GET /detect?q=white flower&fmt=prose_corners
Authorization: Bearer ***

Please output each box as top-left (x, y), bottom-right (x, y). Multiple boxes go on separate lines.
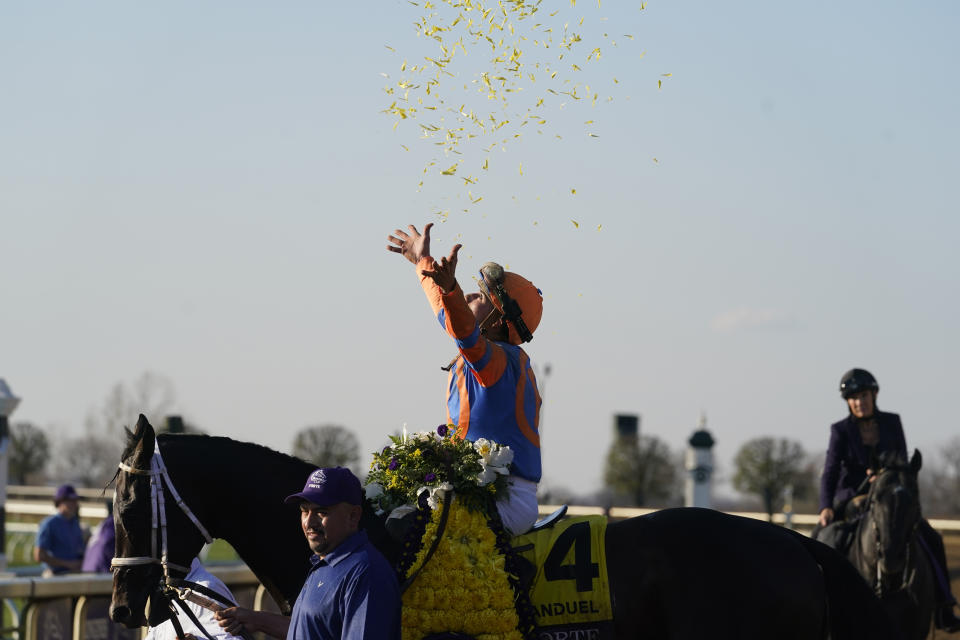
top-left (416, 482), bottom-right (454, 509)
top-left (473, 439), bottom-right (513, 469)
top-left (473, 438), bottom-right (493, 460)
top-left (424, 482), bottom-right (454, 509)
top-left (476, 467), bottom-right (498, 486)
top-left (488, 445), bottom-right (514, 467)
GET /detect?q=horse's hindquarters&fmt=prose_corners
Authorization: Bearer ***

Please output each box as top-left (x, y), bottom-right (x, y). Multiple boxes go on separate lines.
top-left (605, 509), bottom-right (827, 640)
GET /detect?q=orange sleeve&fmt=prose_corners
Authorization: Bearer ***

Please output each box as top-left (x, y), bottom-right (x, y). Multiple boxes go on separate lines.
top-left (417, 257), bottom-right (506, 386)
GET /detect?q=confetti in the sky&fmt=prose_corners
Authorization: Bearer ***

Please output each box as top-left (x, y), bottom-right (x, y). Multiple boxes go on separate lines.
top-left (382, 0), bottom-right (644, 215)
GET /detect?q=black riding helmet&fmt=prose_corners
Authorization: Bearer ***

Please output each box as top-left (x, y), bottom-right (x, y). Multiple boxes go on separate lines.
top-left (839, 368), bottom-right (879, 399)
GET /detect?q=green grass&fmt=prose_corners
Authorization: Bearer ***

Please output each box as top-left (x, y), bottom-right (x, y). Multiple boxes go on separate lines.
top-left (203, 539), bottom-right (240, 563)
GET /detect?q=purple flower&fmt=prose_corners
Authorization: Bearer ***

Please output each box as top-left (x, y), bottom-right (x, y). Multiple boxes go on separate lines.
top-left (389, 457), bottom-right (399, 471)
top-left (424, 472), bottom-right (437, 482)
top-left (437, 424), bottom-right (448, 437)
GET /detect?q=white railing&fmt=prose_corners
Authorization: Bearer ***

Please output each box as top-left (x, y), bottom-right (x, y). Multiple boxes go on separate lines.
top-left (0, 565), bottom-right (273, 640)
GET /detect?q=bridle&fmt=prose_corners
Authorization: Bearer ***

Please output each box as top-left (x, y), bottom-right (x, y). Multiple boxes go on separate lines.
top-left (863, 466), bottom-right (919, 599)
top-left (110, 445), bottom-right (212, 578)
top-left (110, 446), bottom-right (249, 640)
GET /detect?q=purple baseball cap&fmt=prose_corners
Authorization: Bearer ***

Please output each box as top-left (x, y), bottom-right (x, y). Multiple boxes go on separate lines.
top-left (54, 484), bottom-right (79, 505)
top-left (284, 467), bottom-right (362, 507)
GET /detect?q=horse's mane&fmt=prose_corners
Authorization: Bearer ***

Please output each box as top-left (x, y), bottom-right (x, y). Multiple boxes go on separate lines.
top-left (156, 432), bottom-right (311, 468)
top-left (877, 450), bottom-right (908, 469)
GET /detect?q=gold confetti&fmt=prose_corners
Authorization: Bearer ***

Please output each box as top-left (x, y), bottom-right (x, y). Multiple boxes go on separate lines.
top-left (571, 188), bottom-right (577, 194)
top-left (571, 219), bottom-right (579, 228)
top-left (384, 0), bottom-right (639, 212)
top-left (652, 157), bottom-right (658, 163)
top-left (597, 224), bottom-right (602, 231)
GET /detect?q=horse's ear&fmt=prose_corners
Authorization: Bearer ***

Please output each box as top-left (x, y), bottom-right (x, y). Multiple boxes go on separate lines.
top-left (910, 448), bottom-right (922, 473)
top-left (132, 414), bottom-right (156, 461)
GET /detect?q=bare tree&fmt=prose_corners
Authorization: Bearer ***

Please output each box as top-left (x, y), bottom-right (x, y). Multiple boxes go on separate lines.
top-left (291, 425), bottom-right (361, 471)
top-left (733, 437), bottom-right (808, 520)
top-left (604, 434), bottom-right (678, 507)
top-left (9, 422), bottom-right (51, 484)
top-left (921, 437), bottom-right (960, 517)
top-left (51, 372), bottom-right (177, 487)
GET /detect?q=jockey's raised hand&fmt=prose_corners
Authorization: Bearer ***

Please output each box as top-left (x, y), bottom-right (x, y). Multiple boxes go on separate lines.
top-left (421, 243), bottom-right (462, 294)
top-left (387, 223), bottom-right (433, 265)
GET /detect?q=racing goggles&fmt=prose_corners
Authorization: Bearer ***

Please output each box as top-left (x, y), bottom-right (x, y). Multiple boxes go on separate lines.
top-left (478, 263), bottom-right (534, 343)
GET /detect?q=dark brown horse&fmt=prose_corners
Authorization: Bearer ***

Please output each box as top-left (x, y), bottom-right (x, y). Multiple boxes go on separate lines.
top-left (110, 416), bottom-right (896, 639)
top-left (842, 451), bottom-right (935, 640)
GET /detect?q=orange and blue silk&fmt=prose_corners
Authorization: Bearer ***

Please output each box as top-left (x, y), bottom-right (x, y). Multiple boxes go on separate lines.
top-left (418, 257), bottom-right (542, 482)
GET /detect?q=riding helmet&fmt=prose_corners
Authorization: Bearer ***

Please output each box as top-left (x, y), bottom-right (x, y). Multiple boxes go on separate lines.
top-left (839, 368), bottom-right (879, 399)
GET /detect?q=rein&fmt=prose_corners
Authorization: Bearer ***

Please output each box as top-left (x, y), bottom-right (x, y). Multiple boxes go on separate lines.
top-left (400, 493), bottom-right (452, 594)
top-left (862, 467), bottom-right (919, 599)
top-left (112, 446), bottom-right (248, 640)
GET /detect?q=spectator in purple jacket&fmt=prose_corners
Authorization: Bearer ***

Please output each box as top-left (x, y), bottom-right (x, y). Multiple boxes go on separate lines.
top-left (82, 500), bottom-right (114, 573)
top-left (819, 368), bottom-right (960, 632)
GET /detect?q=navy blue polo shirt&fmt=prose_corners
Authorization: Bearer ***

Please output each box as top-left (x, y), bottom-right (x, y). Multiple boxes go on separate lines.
top-left (35, 512), bottom-right (84, 574)
top-left (287, 530), bottom-right (401, 640)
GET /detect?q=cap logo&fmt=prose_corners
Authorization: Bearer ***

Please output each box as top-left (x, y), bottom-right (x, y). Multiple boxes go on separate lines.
top-left (307, 469), bottom-right (327, 489)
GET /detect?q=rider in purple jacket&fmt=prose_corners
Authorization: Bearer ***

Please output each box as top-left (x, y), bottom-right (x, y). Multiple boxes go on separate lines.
top-left (819, 369), bottom-right (960, 632)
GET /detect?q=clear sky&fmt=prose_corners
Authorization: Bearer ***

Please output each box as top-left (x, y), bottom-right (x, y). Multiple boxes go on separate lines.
top-left (2, 1), bottom-right (958, 499)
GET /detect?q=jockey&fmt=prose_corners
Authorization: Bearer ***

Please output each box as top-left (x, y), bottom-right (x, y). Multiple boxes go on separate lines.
top-left (387, 223), bottom-right (543, 536)
top-left (818, 368), bottom-right (960, 632)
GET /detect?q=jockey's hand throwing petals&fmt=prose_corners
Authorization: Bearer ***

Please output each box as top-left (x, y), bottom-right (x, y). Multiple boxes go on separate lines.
top-left (387, 223), bottom-right (433, 265)
top-left (421, 243), bottom-right (462, 294)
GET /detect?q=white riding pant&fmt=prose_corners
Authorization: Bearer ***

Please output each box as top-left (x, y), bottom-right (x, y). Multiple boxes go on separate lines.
top-left (496, 476), bottom-right (539, 536)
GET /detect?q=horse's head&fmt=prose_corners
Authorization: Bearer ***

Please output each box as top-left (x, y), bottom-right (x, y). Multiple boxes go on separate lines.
top-left (109, 414), bottom-right (207, 628)
top-left (866, 449), bottom-right (923, 583)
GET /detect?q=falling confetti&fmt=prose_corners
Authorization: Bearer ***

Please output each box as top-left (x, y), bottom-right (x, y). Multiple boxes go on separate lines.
top-left (382, 0), bottom-right (644, 214)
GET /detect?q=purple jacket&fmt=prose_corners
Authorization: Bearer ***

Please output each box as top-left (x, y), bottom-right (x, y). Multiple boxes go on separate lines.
top-left (82, 515), bottom-right (115, 573)
top-left (819, 410), bottom-right (907, 512)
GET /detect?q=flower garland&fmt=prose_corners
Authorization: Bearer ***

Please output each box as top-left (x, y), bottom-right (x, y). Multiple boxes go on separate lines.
top-left (401, 495), bottom-right (523, 640)
top-left (365, 425), bottom-right (537, 640)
